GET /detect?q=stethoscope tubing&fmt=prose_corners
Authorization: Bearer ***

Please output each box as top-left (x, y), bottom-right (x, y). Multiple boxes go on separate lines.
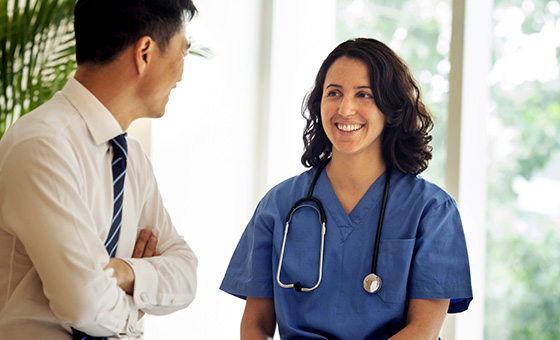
top-left (277, 203), bottom-right (326, 292)
top-left (277, 160), bottom-right (390, 293)
top-left (277, 162), bottom-right (329, 292)
top-left (371, 167), bottom-right (391, 274)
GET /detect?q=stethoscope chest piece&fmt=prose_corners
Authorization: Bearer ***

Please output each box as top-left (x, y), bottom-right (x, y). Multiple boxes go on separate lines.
top-left (363, 273), bottom-right (382, 293)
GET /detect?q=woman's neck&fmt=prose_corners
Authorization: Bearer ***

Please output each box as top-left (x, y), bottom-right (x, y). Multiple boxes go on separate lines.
top-left (326, 151), bottom-right (386, 214)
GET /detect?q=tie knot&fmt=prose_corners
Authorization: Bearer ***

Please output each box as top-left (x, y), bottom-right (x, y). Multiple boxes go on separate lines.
top-left (109, 134), bottom-right (128, 160)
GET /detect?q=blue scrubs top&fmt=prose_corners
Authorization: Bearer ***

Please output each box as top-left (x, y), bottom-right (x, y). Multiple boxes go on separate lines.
top-left (221, 167), bottom-right (473, 340)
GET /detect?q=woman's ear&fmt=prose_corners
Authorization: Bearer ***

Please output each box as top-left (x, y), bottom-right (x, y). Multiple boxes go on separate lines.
top-left (134, 36), bottom-right (155, 75)
top-left (384, 111), bottom-right (393, 126)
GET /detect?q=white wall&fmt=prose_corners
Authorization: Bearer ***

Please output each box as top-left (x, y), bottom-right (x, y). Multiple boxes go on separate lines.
top-left (139, 1), bottom-right (338, 338)
top-left (144, 1), bottom-right (262, 337)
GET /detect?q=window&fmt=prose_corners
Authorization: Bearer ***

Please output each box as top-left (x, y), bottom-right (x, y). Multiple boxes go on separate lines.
top-left (138, 0), bottom-right (559, 338)
top-left (485, 0), bottom-right (560, 338)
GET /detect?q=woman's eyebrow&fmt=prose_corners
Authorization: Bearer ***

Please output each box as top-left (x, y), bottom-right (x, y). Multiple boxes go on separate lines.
top-left (325, 84), bottom-right (371, 89)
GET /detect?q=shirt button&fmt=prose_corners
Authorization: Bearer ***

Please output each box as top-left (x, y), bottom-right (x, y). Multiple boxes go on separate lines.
top-left (141, 293), bottom-right (149, 302)
top-left (128, 324), bottom-right (135, 333)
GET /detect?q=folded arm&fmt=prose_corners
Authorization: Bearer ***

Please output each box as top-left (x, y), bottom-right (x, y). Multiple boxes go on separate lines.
top-left (1, 139), bottom-right (143, 336)
top-left (106, 228), bottom-right (159, 296)
top-left (1, 138), bottom-right (196, 337)
top-left (99, 148), bottom-right (198, 318)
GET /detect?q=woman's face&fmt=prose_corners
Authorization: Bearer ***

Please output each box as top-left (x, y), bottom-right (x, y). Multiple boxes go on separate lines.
top-left (320, 56), bottom-right (386, 160)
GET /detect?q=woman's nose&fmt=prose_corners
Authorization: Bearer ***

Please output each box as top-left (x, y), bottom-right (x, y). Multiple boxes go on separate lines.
top-left (339, 97), bottom-right (356, 117)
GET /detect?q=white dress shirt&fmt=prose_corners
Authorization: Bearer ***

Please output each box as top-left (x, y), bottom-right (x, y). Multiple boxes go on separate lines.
top-left (0, 78), bottom-right (197, 339)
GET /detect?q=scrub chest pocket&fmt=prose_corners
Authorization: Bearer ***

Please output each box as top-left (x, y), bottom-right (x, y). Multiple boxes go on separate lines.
top-left (376, 238), bottom-right (416, 304)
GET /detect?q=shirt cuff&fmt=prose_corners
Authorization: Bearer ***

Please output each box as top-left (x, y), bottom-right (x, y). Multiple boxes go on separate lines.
top-left (123, 258), bottom-right (158, 311)
top-left (95, 294), bottom-right (142, 338)
top-left (117, 297), bottom-right (142, 338)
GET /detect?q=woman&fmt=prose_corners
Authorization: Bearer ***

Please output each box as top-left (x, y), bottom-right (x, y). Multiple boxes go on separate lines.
top-left (220, 38), bottom-right (473, 339)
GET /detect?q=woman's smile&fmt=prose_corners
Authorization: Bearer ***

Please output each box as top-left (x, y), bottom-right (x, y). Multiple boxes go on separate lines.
top-left (335, 122), bottom-right (365, 132)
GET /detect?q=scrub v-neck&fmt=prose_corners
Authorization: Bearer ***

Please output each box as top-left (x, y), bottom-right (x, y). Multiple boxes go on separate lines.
top-left (315, 170), bottom-right (388, 242)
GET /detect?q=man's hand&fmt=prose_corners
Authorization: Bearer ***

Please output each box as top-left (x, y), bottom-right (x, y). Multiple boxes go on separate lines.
top-left (105, 258), bottom-right (135, 295)
top-left (105, 228), bottom-right (160, 295)
top-left (132, 228), bottom-right (160, 258)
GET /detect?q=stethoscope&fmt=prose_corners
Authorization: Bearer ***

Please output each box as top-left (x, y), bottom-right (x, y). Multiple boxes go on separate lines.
top-left (276, 160), bottom-right (391, 294)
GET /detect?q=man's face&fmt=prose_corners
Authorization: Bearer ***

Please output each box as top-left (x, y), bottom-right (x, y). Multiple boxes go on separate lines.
top-left (141, 30), bottom-right (189, 118)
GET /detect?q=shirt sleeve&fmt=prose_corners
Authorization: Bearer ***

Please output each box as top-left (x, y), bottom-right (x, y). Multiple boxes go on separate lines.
top-left (0, 137), bottom-right (140, 337)
top-left (407, 198), bottom-right (473, 313)
top-left (123, 150), bottom-right (197, 315)
top-left (220, 199), bottom-right (276, 299)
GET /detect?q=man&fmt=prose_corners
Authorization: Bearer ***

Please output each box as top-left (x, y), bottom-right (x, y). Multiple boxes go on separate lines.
top-left (0, 0), bottom-right (198, 338)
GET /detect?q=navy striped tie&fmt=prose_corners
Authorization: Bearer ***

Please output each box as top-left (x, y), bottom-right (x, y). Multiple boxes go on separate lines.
top-left (72, 134), bottom-right (128, 340)
top-left (105, 134), bottom-right (128, 258)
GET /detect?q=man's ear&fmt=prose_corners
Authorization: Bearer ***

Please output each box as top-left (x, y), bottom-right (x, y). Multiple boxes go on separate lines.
top-left (135, 36), bottom-right (155, 75)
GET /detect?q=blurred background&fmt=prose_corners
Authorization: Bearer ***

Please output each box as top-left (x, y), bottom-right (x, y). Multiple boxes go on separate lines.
top-left (2, 0), bottom-right (559, 339)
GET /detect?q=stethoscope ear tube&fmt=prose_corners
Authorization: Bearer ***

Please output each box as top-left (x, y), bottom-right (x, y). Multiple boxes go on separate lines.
top-left (307, 161), bottom-right (329, 197)
top-left (371, 167), bottom-right (391, 276)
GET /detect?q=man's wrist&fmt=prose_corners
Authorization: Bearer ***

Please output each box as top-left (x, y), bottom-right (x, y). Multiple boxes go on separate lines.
top-left (106, 258), bottom-right (135, 295)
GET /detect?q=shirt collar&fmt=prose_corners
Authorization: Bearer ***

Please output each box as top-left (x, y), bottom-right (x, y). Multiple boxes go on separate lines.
top-left (61, 77), bottom-right (124, 145)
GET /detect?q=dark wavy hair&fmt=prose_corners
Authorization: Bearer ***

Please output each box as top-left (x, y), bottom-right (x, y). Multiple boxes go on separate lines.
top-left (301, 38), bottom-right (433, 175)
top-left (74, 0), bottom-right (197, 65)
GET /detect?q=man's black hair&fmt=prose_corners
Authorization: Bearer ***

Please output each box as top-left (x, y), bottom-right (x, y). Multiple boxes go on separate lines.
top-left (74, 0), bottom-right (197, 65)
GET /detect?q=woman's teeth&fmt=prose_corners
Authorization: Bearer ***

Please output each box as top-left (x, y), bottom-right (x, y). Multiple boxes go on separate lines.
top-left (336, 123), bottom-right (363, 132)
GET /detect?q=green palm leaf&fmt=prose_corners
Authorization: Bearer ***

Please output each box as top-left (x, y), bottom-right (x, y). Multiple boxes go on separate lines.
top-left (0, 0), bottom-right (76, 139)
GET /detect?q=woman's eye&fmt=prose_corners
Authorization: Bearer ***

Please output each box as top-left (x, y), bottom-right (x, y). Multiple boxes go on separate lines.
top-left (357, 92), bottom-right (371, 98)
top-left (326, 91), bottom-right (339, 97)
